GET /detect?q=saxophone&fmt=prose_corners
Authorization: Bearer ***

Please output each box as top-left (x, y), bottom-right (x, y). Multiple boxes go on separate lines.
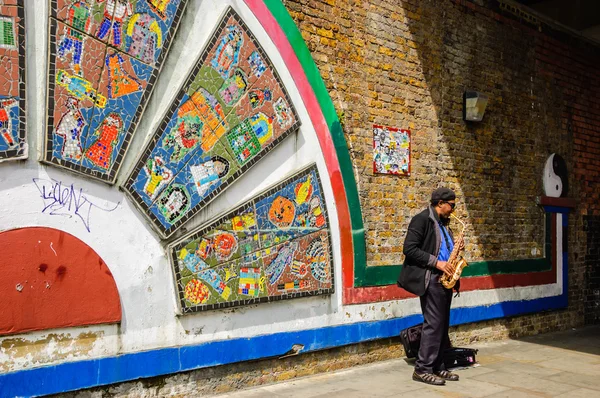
top-left (440, 213), bottom-right (468, 289)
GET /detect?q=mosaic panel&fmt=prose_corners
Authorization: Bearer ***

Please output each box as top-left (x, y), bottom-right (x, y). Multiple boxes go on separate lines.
top-left (44, 0), bottom-right (189, 183)
top-left (373, 124), bottom-right (410, 176)
top-left (0, 1), bottom-right (26, 161)
top-left (169, 164), bottom-right (333, 313)
top-left (123, 7), bottom-right (300, 239)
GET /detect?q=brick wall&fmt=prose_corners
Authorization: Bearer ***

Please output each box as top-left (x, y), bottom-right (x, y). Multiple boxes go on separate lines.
top-left (584, 216), bottom-right (600, 324)
top-left (283, 0), bottom-right (600, 323)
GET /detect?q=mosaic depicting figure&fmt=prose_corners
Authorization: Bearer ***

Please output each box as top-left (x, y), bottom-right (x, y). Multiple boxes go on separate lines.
top-left (189, 156), bottom-right (229, 197)
top-left (218, 68), bottom-right (248, 106)
top-left (96, 0), bottom-right (134, 46)
top-left (249, 88), bottom-right (271, 109)
top-left (143, 156), bottom-right (173, 199)
top-left (54, 97), bottom-right (86, 161)
top-left (163, 89), bottom-right (227, 161)
top-left (57, 0), bottom-right (92, 76)
top-left (56, 70), bottom-right (107, 108)
top-left (273, 97), bottom-right (292, 128)
top-left (247, 50), bottom-right (266, 78)
top-left (163, 112), bottom-right (203, 162)
top-left (158, 184), bottom-right (190, 223)
top-left (210, 25), bottom-right (243, 79)
top-left (85, 113), bottom-right (123, 170)
top-left (0, 98), bottom-right (18, 149)
top-left (107, 52), bottom-right (143, 98)
top-left (126, 13), bottom-right (162, 64)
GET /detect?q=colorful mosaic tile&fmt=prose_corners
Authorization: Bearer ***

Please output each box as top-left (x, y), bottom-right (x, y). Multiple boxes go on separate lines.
top-left (169, 164), bottom-right (333, 313)
top-left (0, 1), bottom-right (26, 161)
top-left (44, 0), bottom-right (188, 183)
top-left (373, 124), bottom-right (411, 176)
top-left (123, 7), bottom-right (300, 239)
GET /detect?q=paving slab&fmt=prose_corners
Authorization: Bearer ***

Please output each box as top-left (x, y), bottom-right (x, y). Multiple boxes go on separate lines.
top-left (493, 346), bottom-right (568, 362)
top-left (555, 388), bottom-right (600, 397)
top-left (535, 357), bottom-right (600, 376)
top-left (424, 377), bottom-right (510, 397)
top-left (545, 371), bottom-right (600, 391)
top-left (471, 369), bottom-right (577, 396)
top-left (484, 390), bottom-right (544, 398)
top-left (479, 359), bottom-right (562, 377)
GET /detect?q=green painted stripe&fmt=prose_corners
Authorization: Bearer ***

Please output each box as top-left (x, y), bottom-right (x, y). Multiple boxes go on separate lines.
top-left (265, 0), bottom-right (368, 285)
top-left (359, 258), bottom-right (552, 286)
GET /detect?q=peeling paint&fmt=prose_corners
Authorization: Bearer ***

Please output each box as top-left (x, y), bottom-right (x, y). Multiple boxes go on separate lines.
top-left (0, 331), bottom-right (103, 372)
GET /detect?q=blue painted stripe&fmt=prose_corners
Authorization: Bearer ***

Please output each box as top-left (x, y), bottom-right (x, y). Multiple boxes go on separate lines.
top-left (0, 293), bottom-right (567, 398)
top-left (543, 205), bottom-right (572, 214)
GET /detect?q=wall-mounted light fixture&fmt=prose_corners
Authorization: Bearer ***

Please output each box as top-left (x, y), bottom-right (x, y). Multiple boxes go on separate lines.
top-left (463, 91), bottom-right (488, 122)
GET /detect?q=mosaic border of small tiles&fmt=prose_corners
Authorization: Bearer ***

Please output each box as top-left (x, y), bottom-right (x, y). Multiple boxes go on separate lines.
top-left (168, 163), bottom-right (334, 314)
top-left (0, 0), bottom-right (26, 161)
top-left (42, 0), bottom-right (189, 184)
top-left (122, 6), bottom-right (301, 240)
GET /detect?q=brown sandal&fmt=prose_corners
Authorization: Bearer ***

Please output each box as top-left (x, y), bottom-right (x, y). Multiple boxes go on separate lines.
top-left (412, 371), bottom-right (446, 385)
top-left (435, 370), bottom-right (459, 381)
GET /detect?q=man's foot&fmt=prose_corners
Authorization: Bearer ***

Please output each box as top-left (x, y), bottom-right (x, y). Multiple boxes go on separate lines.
top-left (435, 370), bottom-right (459, 381)
top-left (412, 371), bottom-right (446, 385)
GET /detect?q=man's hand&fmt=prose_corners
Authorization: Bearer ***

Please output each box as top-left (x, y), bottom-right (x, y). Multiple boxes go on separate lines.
top-left (436, 261), bottom-right (452, 276)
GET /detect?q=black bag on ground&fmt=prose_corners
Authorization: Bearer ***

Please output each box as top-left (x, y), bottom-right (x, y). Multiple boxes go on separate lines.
top-left (399, 324), bottom-right (478, 367)
top-left (443, 347), bottom-right (478, 369)
top-left (399, 323), bottom-right (422, 358)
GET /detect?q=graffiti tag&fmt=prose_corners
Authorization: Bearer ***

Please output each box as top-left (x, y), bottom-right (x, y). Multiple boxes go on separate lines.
top-left (33, 178), bottom-right (119, 232)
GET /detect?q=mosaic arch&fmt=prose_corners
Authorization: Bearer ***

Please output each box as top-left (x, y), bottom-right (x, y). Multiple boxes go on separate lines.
top-left (0, 0), bottom-right (26, 161)
top-left (123, 7), bottom-right (300, 239)
top-left (43, 0), bottom-right (188, 183)
top-left (169, 164), bottom-right (333, 313)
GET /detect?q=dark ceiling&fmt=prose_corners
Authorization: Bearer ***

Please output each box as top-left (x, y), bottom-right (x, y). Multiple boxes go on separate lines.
top-left (516, 0), bottom-right (600, 43)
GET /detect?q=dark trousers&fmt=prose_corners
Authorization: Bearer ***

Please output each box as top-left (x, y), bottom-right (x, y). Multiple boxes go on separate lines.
top-left (415, 273), bottom-right (452, 374)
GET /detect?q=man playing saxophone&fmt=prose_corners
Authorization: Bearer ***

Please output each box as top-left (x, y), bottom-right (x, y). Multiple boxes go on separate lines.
top-left (397, 187), bottom-right (464, 386)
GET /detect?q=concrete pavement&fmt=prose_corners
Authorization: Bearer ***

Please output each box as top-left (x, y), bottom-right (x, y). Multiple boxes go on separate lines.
top-left (213, 325), bottom-right (600, 397)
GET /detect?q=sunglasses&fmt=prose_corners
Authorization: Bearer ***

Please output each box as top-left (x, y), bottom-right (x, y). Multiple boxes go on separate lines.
top-left (442, 201), bottom-right (456, 209)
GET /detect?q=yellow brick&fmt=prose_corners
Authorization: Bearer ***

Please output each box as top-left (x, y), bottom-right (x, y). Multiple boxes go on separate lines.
top-left (316, 28), bottom-right (334, 38)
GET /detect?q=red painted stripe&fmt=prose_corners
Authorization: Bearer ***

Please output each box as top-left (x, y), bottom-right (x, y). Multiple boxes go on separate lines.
top-left (343, 270), bottom-right (557, 304)
top-left (243, 0), bottom-right (355, 299)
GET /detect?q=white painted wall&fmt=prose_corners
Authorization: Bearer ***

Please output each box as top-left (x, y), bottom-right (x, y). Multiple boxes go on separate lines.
top-left (0, 0), bottom-right (564, 375)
